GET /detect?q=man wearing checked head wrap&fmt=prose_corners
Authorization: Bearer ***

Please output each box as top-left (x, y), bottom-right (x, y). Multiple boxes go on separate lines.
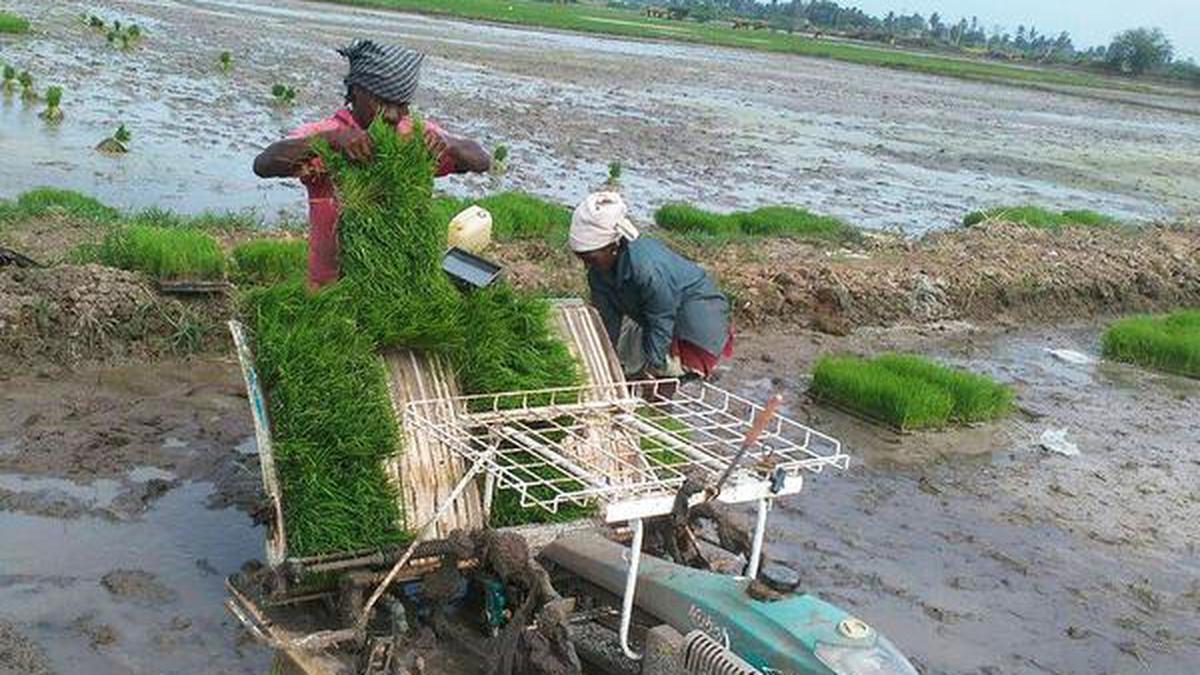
top-left (570, 192), bottom-right (733, 387)
top-left (254, 40), bottom-right (491, 289)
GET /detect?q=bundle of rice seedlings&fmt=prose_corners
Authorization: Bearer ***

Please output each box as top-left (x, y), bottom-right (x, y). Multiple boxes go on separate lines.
top-left (962, 205), bottom-right (1117, 229)
top-left (654, 203), bottom-right (858, 243)
top-left (811, 353), bottom-right (1011, 430)
top-left (232, 239), bottom-right (307, 285)
top-left (97, 224), bottom-right (225, 281)
top-left (1102, 310), bottom-right (1200, 378)
top-left (248, 118), bottom-right (580, 556)
top-left (39, 86), bottom-right (63, 122)
top-left (247, 281), bottom-right (407, 554)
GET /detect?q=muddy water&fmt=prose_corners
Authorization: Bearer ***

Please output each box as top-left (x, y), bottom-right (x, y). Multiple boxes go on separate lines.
top-left (0, 483), bottom-right (271, 675)
top-left (0, 360), bottom-right (271, 674)
top-left (3, 1), bottom-right (1199, 231)
top-left (1, 323), bottom-right (1196, 674)
top-left (729, 322), bottom-right (1200, 674)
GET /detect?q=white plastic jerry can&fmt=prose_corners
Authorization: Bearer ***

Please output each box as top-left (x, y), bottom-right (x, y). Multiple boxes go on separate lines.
top-left (447, 205), bottom-right (493, 254)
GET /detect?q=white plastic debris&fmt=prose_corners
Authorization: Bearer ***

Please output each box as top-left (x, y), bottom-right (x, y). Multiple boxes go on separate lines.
top-left (1039, 428), bottom-right (1080, 457)
top-left (1044, 348), bottom-right (1093, 365)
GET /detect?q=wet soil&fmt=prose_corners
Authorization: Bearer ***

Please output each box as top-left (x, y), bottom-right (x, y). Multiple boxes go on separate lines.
top-left (726, 321), bottom-right (1200, 675)
top-left (0, 360), bottom-right (270, 675)
top-left (3, 0), bottom-right (1200, 231)
top-left (2, 320), bottom-right (1196, 674)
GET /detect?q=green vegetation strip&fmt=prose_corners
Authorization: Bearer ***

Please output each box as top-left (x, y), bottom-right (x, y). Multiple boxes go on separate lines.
top-left (92, 225), bottom-right (225, 281)
top-left (246, 119), bottom-right (579, 556)
top-left (434, 191), bottom-right (571, 243)
top-left (962, 205), bottom-right (1118, 229)
top-left (0, 188), bottom-right (120, 225)
top-left (655, 203), bottom-right (859, 243)
top-left (232, 239), bottom-right (307, 286)
top-left (811, 353), bottom-right (1012, 430)
top-left (1102, 310), bottom-right (1200, 378)
top-left (0, 11), bottom-right (30, 34)
top-left (321, 0), bottom-right (1132, 92)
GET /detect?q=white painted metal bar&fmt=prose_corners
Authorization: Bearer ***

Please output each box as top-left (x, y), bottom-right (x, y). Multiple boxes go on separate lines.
top-left (747, 498), bottom-right (770, 579)
top-left (620, 518), bottom-right (645, 661)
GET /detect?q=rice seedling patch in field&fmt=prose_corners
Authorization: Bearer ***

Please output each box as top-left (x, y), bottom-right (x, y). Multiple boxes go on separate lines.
top-left (962, 205), bottom-right (1118, 229)
top-left (95, 224), bottom-right (226, 281)
top-left (811, 354), bottom-right (1012, 431)
top-left (0, 11), bottom-right (30, 34)
top-left (271, 83), bottom-right (297, 106)
top-left (0, 188), bottom-right (121, 225)
top-left (1102, 310), bottom-right (1200, 379)
top-left (655, 203), bottom-right (859, 243)
top-left (232, 239), bottom-right (308, 286)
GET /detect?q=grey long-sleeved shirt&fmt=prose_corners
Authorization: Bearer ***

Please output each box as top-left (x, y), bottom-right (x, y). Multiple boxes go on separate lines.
top-left (587, 237), bottom-right (729, 371)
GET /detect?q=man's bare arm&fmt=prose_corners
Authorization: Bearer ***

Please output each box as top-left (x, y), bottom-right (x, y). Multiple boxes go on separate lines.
top-left (253, 138), bottom-right (317, 178)
top-left (445, 135), bottom-right (491, 174)
top-left (253, 128), bottom-right (374, 178)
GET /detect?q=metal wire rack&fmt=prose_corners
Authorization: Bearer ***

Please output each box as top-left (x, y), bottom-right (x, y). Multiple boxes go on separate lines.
top-left (403, 379), bottom-right (849, 524)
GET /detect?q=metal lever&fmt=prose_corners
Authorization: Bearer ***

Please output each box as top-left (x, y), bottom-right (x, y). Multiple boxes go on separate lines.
top-left (708, 394), bottom-right (782, 499)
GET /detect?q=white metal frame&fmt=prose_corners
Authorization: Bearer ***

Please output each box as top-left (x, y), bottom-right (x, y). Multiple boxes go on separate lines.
top-left (405, 379), bottom-right (848, 660)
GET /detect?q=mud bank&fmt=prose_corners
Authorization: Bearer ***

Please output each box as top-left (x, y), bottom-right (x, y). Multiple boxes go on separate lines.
top-left (501, 221), bottom-right (1200, 331)
top-left (2, 0), bottom-right (1199, 231)
top-left (0, 264), bottom-right (231, 370)
top-left (3, 218), bottom-right (1198, 372)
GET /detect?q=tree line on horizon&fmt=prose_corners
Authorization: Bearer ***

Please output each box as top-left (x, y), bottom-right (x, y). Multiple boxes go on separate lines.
top-left (607, 0), bottom-right (1197, 84)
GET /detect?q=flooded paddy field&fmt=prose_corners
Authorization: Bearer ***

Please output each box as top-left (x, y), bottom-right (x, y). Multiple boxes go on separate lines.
top-left (1, 322), bottom-right (1196, 674)
top-left (2, 1), bottom-right (1199, 673)
top-left (2, 0), bottom-right (1200, 232)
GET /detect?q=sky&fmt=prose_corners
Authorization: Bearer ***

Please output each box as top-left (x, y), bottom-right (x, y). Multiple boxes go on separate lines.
top-left (844, 0), bottom-right (1197, 59)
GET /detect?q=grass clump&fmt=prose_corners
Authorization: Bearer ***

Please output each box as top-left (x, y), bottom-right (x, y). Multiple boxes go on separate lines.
top-left (39, 86), bottom-right (63, 122)
top-left (126, 206), bottom-right (258, 234)
top-left (2, 65), bottom-right (17, 95)
top-left (0, 188), bottom-right (120, 224)
top-left (1102, 310), bottom-right (1200, 378)
top-left (18, 71), bottom-right (35, 102)
top-left (655, 203), bottom-right (858, 243)
top-left (246, 118), bottom-right (580, 556)
top-left (962, 205), bottom-right (1118, 229)
top-left (811, 354), bottom-right (1012, 430)
top-left (232, 239), bottom-right (307, 286)
top-left (0, 11), bottom-right (30, 34)
top-left (271, 84), bottom-right (297, 106)
top-left (218, 50), bottom-right (232, 73)
top-left (97, 124), bottom-right (132, 153)
top-left (96, 225), bottom-right (226, 281)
